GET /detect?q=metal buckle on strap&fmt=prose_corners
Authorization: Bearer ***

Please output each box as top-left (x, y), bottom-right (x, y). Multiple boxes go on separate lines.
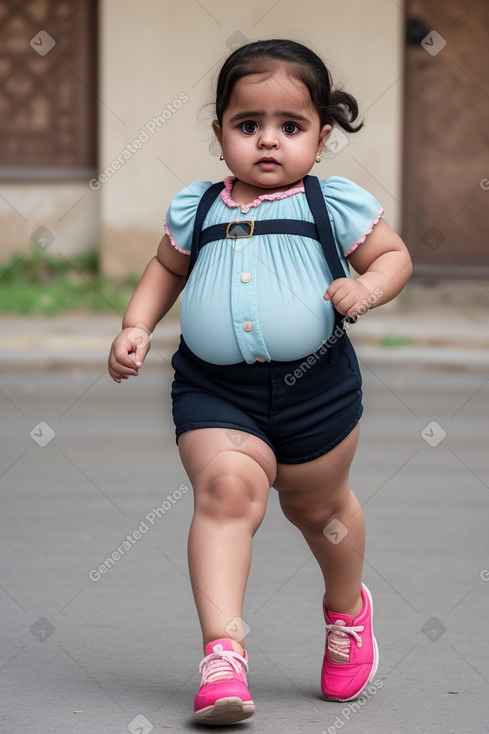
top-left (225, 221), bottom-right (254, 238)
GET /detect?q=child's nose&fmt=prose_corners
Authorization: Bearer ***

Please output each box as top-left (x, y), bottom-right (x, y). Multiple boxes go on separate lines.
top-left (259, 127), bottom-right (279, 148)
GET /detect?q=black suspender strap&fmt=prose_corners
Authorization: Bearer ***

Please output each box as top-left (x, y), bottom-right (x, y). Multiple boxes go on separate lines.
top-left (302, 175), bottom-right (346, 282)
top-left (303, 175), bottom-right (355, 327)
top-left (303, 175), bottom-right (355, 326)
top-left (199, 219), bottom-right (320, 247)
top-left (188, 181), bottom-right (225, 278)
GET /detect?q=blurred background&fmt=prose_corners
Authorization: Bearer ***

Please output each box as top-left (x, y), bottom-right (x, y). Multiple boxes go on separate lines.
top-left (1, 0), bottom-right (488, 306)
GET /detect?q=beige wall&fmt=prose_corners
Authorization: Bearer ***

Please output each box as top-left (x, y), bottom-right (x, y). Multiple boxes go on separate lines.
top-left (99, 0), bottom-right (404, 278)
top-left (0, 182), bottom-right (99, 262)
top-left (0, 1), bottom-right (404, 278)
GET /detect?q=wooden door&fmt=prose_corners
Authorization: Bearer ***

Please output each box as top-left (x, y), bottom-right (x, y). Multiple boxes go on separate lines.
top-left (403, 0), bottom-right (489, 272)
top-left (0, 0), bottom-right (98, 180)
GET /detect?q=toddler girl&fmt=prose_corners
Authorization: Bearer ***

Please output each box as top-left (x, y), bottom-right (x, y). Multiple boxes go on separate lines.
top-left (109, 39), bottom-right (412, 726)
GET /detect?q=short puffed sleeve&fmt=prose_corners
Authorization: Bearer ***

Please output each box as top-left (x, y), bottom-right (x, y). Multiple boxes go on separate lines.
top-left (164, 181), bottom-right (214, 254)
top-left (322, 176), bottom-right (384, 257)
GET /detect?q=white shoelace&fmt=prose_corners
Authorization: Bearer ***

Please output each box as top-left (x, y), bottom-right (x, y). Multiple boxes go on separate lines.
top-left (326, 619), bottom-right (364, 662)
top-left (199, 649), bottom-right (248, 685)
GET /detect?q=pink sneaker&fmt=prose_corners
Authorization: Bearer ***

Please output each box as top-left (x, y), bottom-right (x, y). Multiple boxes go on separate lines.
top-left (194, 638), bottom-right (255, 725)
top-left (321, 584), bottom-right (379, 701)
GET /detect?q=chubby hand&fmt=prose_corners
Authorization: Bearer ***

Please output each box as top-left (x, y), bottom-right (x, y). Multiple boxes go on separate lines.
top-left (324, 277), bottom-right (372, 319)
top-left (108, 324), bottom-right (152, 383)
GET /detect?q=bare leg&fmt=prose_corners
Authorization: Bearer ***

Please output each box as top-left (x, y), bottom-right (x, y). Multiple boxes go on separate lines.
top-left (178, 428), bottom-right (277, 654)
top-left (274, 424), bottom-right (363, 618)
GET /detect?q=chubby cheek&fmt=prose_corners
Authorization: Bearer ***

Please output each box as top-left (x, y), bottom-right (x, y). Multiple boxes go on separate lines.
top-left (295, 138), bottom-right (317, 157)
top-left (224, 132), bottom-right (250, 154)
top-left (294, 142), bottom-right (319, 169)
top-left (223, 142), bottom-right (253, 170)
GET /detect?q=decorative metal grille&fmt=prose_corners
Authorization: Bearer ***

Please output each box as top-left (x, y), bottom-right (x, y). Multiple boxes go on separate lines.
top-left (0, 0), bottom-right (97, 179)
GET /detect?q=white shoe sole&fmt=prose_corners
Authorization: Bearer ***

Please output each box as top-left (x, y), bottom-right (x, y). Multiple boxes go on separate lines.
top-left (195, 697), bottom-right (255, 725)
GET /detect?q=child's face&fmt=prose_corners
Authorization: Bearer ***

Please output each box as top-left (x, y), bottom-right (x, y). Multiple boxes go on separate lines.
top-left (213, 65), bottom-right (332, 193)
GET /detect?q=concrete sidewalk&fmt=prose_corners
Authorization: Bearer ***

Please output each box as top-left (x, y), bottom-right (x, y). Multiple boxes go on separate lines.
top-left (1, 278), bottom-right (489, 371)
top-left (2, 363), bottom-right (488, 733)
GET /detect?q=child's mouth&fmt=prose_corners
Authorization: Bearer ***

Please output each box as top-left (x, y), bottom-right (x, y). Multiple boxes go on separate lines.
top-left (257, 157), bottom-right (280, 170)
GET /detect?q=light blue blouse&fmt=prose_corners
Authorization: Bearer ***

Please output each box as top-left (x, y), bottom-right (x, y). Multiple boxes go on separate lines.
top-left (165, 176), bottom-right (382, 365)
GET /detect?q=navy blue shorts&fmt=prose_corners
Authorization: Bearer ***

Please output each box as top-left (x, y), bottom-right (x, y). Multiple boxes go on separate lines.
top-left (170, 335), bottom-right (363, 465)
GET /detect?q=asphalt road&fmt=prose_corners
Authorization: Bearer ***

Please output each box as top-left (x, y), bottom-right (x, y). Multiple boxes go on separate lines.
top-left (1, 360), bottom-right (488, 733)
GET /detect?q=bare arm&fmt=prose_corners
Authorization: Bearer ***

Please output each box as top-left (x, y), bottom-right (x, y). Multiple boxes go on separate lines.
top-left (324, 218), bottom-right (413, 317)
top-left (108, 235), bottom-right (189, 382)
top-left (122, 236), bottom-right (188, 331)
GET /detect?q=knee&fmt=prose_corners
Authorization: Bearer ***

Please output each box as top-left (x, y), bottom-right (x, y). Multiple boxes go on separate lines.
top-left (195, 472), bottom-right (267, 528)
top-left (279, 492), bottom-right (348, 534)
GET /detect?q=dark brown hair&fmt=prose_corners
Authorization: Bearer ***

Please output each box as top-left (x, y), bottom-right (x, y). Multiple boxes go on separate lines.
top-left (215, 39), bottom-right (363, 133)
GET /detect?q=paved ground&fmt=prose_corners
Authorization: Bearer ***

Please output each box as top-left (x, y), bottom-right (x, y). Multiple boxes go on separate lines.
top-left (1, 276), bottom-right (489, 732)
top-left (1, 349), bottom-right (489, 732)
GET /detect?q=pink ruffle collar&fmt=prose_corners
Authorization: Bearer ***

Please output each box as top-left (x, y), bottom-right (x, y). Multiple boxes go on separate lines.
top-left (220, 175), bottom-right (305, 213)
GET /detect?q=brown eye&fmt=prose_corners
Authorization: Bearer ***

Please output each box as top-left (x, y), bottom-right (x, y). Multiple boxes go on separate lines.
top-left (283, 122), bottom-right (300, 134)
top-left (242, 121), bottom-right (258, 134)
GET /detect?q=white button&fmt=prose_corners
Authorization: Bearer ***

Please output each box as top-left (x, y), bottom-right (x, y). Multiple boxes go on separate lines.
top-left (241, 272), bottom-right (251, 283)
top-left (243, 321), bottom-right (253, 332)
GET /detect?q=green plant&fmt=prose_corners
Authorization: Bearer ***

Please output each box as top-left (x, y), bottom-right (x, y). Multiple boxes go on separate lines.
top-left (0, 247), bottom-right (136, 315)
top-left (380, 334), bottom-right (416, 347)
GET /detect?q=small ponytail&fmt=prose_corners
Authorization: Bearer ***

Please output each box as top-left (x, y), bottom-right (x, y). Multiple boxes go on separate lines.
top-left (325, 90), bottom-right (363, 133)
